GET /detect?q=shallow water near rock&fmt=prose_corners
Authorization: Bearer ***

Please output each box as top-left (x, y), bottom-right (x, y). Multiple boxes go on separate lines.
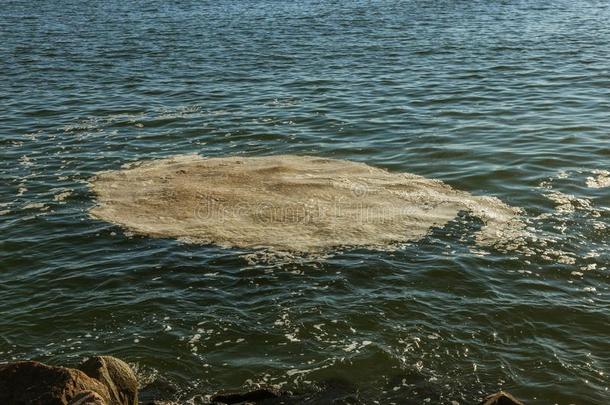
top-left (1, 1), bottom-right (609, 404)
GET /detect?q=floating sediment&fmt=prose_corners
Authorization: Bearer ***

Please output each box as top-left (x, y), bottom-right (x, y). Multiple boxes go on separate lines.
top-left (89, 154), bottom-right (525, 253)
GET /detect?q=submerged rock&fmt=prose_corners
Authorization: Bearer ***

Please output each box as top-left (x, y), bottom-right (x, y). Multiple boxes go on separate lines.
top-left (209, 382), bottom-right (528, 405)
top-left (480, 391), bottom-right (526, 405)
top-left (138, 377), bottom-right (178, 404)
top-left (211, 379), bottom-right (361, 404)
top-left (141, 378), bottom-right (361, 404)
top-left (211, 386), bottom-right (289, 404)
top-left (0, 361), bottom-right (111, 405)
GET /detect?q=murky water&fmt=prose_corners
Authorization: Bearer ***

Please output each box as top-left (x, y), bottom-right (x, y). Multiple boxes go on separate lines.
top-left (1, 1), bottom-right (609, 403)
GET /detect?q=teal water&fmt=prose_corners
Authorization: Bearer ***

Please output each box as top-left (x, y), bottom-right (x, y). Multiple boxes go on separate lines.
top-left (1, 1), bottom-right (609, 403)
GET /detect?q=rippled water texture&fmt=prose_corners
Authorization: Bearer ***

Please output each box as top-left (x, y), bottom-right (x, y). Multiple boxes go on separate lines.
top-left (1, 1), bottom-right (609, 404)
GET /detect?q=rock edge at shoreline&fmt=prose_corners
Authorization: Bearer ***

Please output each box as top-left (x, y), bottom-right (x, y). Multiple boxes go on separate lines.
top-left (0, 356), bottom-right (525, 405)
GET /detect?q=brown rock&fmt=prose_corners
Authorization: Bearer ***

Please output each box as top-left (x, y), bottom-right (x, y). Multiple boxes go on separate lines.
top-left (480, 391), bottom-right (526, 405)
top-left (68, 391), bottom-right (107, 405)
top-left (0, 361), bottom-right (111, 405)
top-left (78, 356), bottom-right (138, 405)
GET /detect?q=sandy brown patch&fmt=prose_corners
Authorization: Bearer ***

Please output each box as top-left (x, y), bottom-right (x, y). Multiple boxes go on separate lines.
top-left (89, 155), bottom-right (524, 253)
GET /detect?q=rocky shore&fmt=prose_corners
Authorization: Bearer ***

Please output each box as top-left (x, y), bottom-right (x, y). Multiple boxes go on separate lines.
top-left (0, 356), bottom-right (525, 405)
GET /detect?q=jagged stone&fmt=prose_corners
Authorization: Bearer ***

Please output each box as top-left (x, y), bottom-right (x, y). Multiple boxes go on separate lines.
top-left (78, 356), bottom-right (138, 405)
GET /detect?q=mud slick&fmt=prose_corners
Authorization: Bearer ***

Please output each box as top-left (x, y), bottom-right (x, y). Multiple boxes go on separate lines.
top-left (89, 155), bottom-right (525, 254)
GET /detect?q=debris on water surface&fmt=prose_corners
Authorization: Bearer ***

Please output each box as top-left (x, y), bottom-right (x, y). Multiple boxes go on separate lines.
top-left (89, 154), bottom-right (525, 254)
